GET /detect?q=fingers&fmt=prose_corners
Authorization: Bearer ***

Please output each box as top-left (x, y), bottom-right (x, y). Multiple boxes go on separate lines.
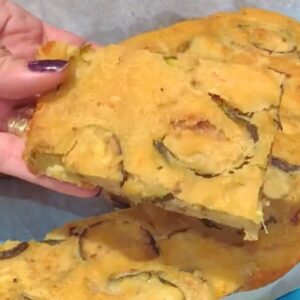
top-left (0, 133), bottom-right (100, 198)
top-left (43, 23), bottom-right (86, 46)
top-left (0, 47), bottom-right (69, 99)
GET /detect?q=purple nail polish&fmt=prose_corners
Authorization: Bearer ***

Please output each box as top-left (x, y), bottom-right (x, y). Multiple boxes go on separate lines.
top-left (28, 60), bottom-right (69, 72)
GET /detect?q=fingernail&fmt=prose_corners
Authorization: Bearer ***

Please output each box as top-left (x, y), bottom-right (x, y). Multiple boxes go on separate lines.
top-left (28, 59), bottom-right (69, 72)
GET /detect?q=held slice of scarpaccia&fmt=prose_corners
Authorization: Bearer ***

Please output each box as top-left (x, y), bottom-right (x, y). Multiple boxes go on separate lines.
top-left (24, 39), bottom-right (283, 240)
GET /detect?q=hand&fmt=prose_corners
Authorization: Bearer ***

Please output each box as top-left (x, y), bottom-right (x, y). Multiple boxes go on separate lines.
top-left (0, 0), bottom-right (99, 197)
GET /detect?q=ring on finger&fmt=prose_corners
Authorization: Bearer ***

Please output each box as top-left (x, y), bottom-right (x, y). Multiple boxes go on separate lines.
top-left (6, 106), bottom-right (34, 137)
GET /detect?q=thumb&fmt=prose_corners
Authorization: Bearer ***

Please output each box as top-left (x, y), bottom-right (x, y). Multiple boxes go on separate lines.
top-left (0, 47), bottom-right (68, 100)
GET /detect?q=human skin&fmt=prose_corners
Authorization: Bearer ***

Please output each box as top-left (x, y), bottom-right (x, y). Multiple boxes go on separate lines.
top-left (0, 0), bottom-right (100, 197)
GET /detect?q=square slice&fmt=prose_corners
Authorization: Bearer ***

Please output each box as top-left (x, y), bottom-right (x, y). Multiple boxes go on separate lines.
top-left (25, 42), bottom-right (282, 240)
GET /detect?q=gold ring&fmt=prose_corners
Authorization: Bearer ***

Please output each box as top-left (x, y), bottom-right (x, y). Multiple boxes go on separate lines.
top-left (7, 117), bottom-right (29, 137)
top-left (6, 106), bottom-right (34, 137)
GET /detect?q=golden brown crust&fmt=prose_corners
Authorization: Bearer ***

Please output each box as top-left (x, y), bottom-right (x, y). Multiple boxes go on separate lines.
top-left (1, 198), bottom-right (300, 299)
top-left (25, 8), bottom-right (300, 239)
top-left (25, 36), bottom-right (284, 239)
top-left (246, 265), bottom-right (299, 290)
top-left (97, 7), bottom-right (300, 292)
top-left (13, 8), bottom-right (300, 299)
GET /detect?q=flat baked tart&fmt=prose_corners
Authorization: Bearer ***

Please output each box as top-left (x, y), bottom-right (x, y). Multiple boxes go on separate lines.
top-left (122, 6), bottom-right (300, 238)
top-left (1, 195), bottom-right (300, 300)
top-left (12, 9), bottom-right (300, 299)
top-left (24, 38), bottom-right (283, 240)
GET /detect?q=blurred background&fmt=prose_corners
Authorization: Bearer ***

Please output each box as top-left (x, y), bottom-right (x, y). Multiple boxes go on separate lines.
top-left (12, 0), bottom-right (300, 44)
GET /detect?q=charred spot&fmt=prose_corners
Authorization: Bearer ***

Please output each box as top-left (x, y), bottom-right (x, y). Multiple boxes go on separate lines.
top-left (69, 226), bottom-right (85, 237)
top-left (268, 67), bottom-right (291, 79)
top-left (274, 83), bottom-right (285, 131)
top-left (164, 55), bottom-right (177, 60)
top-left (180, 268), bottom-right (209, 284)
top-left (194, 171), bottom-right (220, 178)
top-left (177, 40), bottom-right (191, 53)
top-left (291, 209), bottom-right (300, 225)
top-left (116, 56), bottom-right (125, 65)
top-left (22, 295), bottom-right (33, 300)
top-left (120, 162), bottom-right (129, 188)
top-left (109, 271), bottom-right (186, 299)
top-left (157, 275), bottom-right (186, 299)
top-left (236, 229), bottom-right (244, 236)
top-left (246, 123), bottom-right (258, 143)
top-left (158, 193), bottom-right (175, 202)
top-left (271, 156), bottom-right (300, 172)
top-left (237, 24), bottom-right (250, 29)
top-left (171, 119), bottom-right (217, 132)
top-left (68, 226), bottom-right (89, 260)
top-left (209, 93), bottom-right (259, 143)
top-left (252, 43), bottom-right (297, 55)
top-left (265, 216), bottom-right (277, 226)
top-left (64, 140), bottom-right (78, 156)
top-left (41, 239), bottom-right (65, 246)
top-left (209, 93), bottom-right (254, 119)
top-left (109, 270), bottom-right (152, 284)
top-left (78, 228), bottom-right (89, 261)
top-left (167, 228), bottom-right (190, 239)
top-left (201, 219), bottom-right (223, 230)
top-left (274, 118), bottom-right (283, 131)
top-left (191, 79), bottom-right (202, 88)
top-left (112, 134), bottom-right (122, 155)
top-left (157, 275), bottom-right (179, 287)
top-left (153, 140), bottom-right (177, 163)
top-left (234, 156), bottom-right (252, 171)
top-left (12, 278), bottom-right (18, 283)
top-left (141, 227), bottom-right (160, 257)
top-left (109, 194), bottom-right (130, 209)
top-left (95, 189), bottom-right (103, 197)
top-left (241, 110), bottom-right (254, 119)
top-left (0, 242), bottom-right (29, 260)
top-left (77, 220), bottom-right (115, 260)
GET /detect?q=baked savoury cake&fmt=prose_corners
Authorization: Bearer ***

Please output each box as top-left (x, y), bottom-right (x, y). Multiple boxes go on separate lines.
top-left (9, 7), bottom-right (300, 300)
top-left (24, 8), bottom-right (300, 240)
top-left (24, 28), bottom-right (284, 241)
top-left (122, 7), bottom-right (300, 235)
top-left (1, 193), bottom-right (300, 300)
